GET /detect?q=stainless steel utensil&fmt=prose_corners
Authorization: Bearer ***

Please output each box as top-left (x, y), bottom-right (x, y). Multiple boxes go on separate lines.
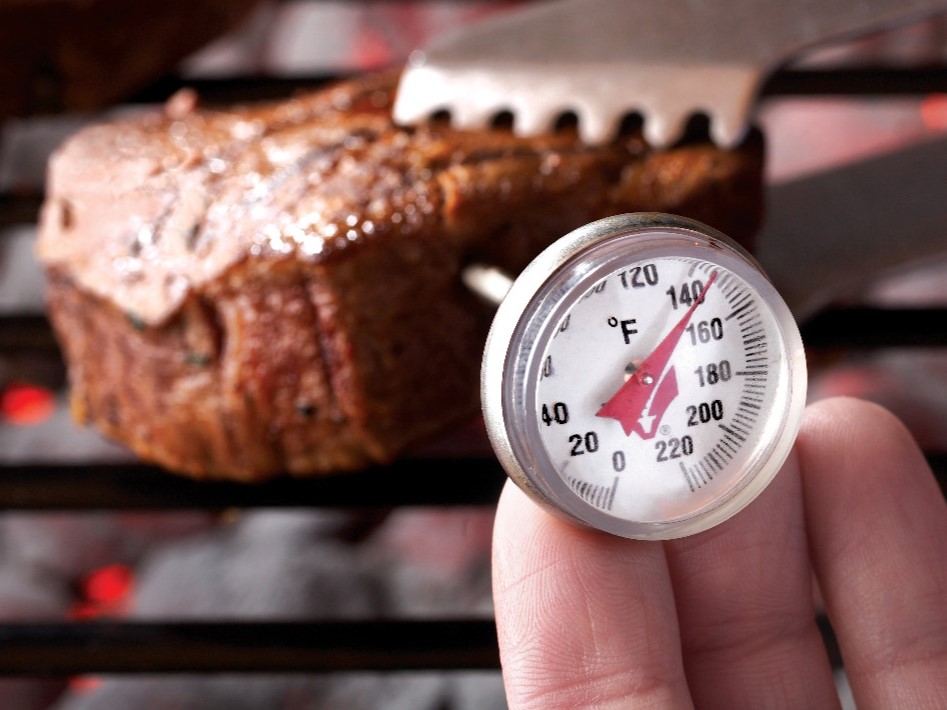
top-left (756, 136), bottom-right (947, 319)
top-left (394, 0), bottom-right (946, 147)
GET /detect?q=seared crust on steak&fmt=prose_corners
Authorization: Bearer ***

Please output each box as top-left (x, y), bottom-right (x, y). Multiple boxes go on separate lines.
top-left (39, 72), bottom-right (764, 480)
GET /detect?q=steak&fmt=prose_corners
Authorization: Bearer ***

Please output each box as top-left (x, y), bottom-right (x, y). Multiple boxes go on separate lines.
top-left (38, 72), bottom-right (764, 481)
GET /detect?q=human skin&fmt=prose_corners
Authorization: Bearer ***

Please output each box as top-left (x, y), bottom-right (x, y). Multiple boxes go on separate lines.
top-left (492, 397), bottom-right (947, 709)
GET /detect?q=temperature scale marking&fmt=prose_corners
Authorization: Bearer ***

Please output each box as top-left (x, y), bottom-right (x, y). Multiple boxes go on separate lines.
top-left (568, 476), bottom-right (619, 512)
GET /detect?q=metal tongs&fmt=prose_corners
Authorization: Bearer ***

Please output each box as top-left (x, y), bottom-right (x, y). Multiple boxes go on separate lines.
top-left (394, 0), bottom-right (946, 148)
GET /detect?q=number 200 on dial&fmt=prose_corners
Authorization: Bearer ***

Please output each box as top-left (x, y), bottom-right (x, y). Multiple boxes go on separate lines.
top-left (482, 214), bottom-right (807, 540)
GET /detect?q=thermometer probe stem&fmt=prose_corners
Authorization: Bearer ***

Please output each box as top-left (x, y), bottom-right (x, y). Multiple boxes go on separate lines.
top-left (462, 263), bottom-right (514, 306)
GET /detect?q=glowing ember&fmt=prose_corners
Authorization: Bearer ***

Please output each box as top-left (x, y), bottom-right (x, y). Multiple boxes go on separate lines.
top-left (70, 563), bottom-right (135, 622)
top-left (69, 676), bottom-right (103, 693)
top-left (82, 564), bottom-right (134, 605)
top-left (0, 382), bottom-right (56, 425)
top-left (920, 94), bottom-right (947, 132)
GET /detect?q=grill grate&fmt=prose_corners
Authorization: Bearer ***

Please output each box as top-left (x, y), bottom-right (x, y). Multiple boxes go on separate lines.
top-left (0, 620), bottom-right (501, 675)
top-left (1, 52), bottom-right (947, 684)
top-left (0, 459), bottom-right (507, 511)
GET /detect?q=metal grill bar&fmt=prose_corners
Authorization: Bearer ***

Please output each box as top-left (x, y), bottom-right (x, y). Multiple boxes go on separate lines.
top-left (0, 457), bottom-right (939, 511)
top-left (116, 65), bottom-right (947, 105)
top-left (0, 620), bottom-right (500, 674)
top-left (6, 310), bottom-right (947, 355)
top-left (801, 308), bottom-right (947, 349)
top-left (0, 315), bottom-right (57, 352)
top-left (0, 615), bottom-right (849, 675)
top-left (761, 66), bottom-right (947, 96)
top-left (0, 616), bottom-right (849, 675)
top-left (0, 459), bottom-right (507, 510)
top-left (0, 195), bottom-right (43, 227)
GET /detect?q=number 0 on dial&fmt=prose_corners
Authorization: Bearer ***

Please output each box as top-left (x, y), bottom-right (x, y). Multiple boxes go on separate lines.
top-left (482, 213), bottom-right (807, 540)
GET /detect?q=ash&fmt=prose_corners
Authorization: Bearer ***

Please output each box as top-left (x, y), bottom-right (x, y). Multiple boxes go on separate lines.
top-left (0, 507), bottom-right (504, 710)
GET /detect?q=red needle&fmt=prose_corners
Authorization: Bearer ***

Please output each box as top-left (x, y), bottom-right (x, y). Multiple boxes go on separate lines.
top-left (597, 271), bottom-right (718, 437)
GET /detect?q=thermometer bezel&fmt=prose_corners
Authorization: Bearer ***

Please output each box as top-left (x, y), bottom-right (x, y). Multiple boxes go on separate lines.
top-left (481, 213), bottom-right (807, 540)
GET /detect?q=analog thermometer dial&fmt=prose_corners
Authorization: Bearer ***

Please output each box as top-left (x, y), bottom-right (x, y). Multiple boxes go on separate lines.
top-left (482, 213), bottom-right (806, 539)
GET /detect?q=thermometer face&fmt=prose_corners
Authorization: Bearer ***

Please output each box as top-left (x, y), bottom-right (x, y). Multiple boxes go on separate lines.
top-left (482, 214), bottom-right (806, 539)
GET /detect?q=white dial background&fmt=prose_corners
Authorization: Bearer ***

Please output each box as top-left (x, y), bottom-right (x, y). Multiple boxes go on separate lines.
top-left (534, 256), bottom-right (789, 525)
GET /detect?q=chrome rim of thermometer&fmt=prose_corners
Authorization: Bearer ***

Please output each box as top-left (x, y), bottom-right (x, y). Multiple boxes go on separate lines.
top-left (481, 213), bottom-right (807, 540)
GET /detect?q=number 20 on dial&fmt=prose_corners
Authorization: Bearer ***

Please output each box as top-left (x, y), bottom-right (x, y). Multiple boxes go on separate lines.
top-left (482, 213), bottom-right (807, 540)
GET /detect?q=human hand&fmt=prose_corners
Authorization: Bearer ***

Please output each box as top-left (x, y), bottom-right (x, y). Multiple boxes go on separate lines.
top-left (492, 397), bottom-right (947, 708)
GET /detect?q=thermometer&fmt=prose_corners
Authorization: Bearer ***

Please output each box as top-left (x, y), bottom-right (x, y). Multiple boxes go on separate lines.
top-left (478, 213), bottom-right (806, 540)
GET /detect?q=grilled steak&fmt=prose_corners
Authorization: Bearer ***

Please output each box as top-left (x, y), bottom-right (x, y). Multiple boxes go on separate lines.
top-left (38, 72), bottom-right (764, 481)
